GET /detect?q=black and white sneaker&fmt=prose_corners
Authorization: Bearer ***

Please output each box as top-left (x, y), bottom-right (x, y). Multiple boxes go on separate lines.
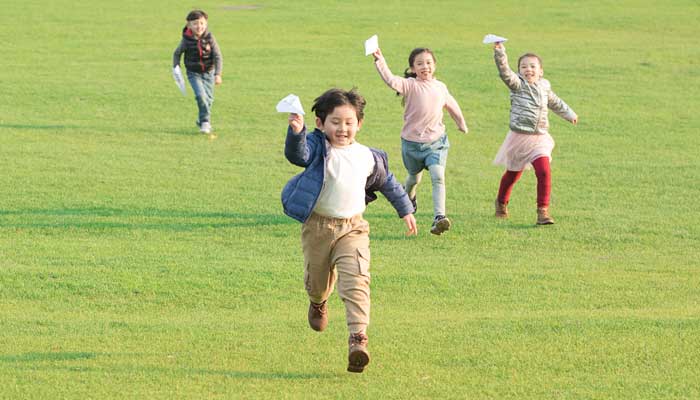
top-left (430, 215), bottom-right (451, 235)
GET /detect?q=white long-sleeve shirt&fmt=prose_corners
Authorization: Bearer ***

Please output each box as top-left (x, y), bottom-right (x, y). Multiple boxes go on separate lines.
top-left (313, 142), bottom-right (376, 219)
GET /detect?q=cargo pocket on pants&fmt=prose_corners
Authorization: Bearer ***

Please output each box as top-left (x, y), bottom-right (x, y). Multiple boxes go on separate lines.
top-left (357, 248), bottom-right (371, 277)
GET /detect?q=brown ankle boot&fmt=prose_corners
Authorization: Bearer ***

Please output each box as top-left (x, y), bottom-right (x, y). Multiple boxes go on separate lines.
top-left (495, 200), bottom-right (509, 219)
top-left (347, 332), bottom-right (370, 373)
top-left (537, 207), bottom-right (555, 225)
top-left (308, 301), bottom-right (328, 332)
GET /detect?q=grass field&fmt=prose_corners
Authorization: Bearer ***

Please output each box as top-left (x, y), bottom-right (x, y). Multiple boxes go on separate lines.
top-left (1, 0), bottom-right (699, 398)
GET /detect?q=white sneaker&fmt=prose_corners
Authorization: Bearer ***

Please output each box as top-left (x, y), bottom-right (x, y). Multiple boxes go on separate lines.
top-left (200, 121), bottom-right (211, 134)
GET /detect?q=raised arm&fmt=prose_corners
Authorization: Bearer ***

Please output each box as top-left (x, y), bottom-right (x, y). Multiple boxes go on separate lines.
top-left (548, 90), bottom-right (578, 124)
top-left (494, 43), bottom-right (521, 91)
top-left (373, 48), bottom-right (411, 94)
top-left (444, 93), bottom-right (468, 133)
top-left (284, 114), bottom-right (319, 167)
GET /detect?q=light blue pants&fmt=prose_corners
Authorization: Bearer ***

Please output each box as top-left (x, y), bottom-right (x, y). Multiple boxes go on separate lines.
top-left (186, 70), bottom-right (215, 124)
top-left (405, 165), bottom-right (446, 218)
top-left (402, 135), bottom-right (449, 218)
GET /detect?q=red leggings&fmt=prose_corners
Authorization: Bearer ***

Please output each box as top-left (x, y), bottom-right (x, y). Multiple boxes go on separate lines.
top-left (497, 157), bottom-right (551, 208)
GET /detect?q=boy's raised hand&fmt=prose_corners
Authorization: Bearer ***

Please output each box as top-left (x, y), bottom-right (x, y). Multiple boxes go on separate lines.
top-left (494, 42), bottom-right (503, 50)
top-left (288, 113), bottom-right (304, 134)
top-left (403, 214), bottom-right (418, 236)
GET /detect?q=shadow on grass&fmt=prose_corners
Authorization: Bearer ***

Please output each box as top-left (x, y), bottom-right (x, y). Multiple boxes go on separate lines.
top-left (159, 127), bottom-right (205, 136)
top-left (189, 368), bottom-right (333, 380)
top-left (0, 352), bottom-right (97, 362)
top-left (2, 353), bottom-right (333, 380)
top-left (0, 123), bottom-right (219, 138)
top-left (0, 123), bottom-right (79, 131)
top-left (0, 207), bottom-right (294, 231)
top-left (495, 223), bottom-right (540, 230)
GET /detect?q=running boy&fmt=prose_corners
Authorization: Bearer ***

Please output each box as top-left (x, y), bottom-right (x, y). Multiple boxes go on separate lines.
top-left (172, 10), bottom-right (223, 135)
top-left (282, 88), bottom-right (417, 373)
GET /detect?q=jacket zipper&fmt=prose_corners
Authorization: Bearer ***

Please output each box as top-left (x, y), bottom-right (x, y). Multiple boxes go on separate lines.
top-left (197, 39), bottom-right (205, 72)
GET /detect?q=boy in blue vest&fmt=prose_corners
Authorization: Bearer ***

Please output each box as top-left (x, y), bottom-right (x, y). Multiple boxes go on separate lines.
top-left (282, 88), bottom-right (417, 373)
top-left (173, 10), bottom-right (223, 135)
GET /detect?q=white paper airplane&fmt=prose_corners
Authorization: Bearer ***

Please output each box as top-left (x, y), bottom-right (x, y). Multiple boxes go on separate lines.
top-left (172, 65), bottom-right (186, 96)
top-left (483, 34), bottom-right (508, 44)
top-left (365, 34), bottom-right (379, 56)
top-left (276, 94), bottom-right (305, 115)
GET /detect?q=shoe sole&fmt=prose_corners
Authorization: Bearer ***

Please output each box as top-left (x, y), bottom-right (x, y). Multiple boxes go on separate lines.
top-left (430, 218), bottom-right (451, 235)
top-left (347, 349), bottom-right (370, 373)
top-left (536, 220), bottom-right (555, 225)
top-left (309, 322), bottom-right (326, 332)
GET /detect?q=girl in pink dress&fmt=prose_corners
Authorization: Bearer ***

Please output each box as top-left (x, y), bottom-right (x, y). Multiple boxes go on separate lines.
top-left (492, 42), bottom-right (578, 225)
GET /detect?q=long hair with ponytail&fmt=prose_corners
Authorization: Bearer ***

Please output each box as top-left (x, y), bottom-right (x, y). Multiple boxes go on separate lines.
top-left (397, 47), bottom-right (436, 105)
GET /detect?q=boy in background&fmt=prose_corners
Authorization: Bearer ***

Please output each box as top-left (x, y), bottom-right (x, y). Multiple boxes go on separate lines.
top-left (173, 10), bottom-right (223, 135)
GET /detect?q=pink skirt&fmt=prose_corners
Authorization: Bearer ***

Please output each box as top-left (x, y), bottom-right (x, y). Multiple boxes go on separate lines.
top-left (493, 131), bottom-right (555, 171)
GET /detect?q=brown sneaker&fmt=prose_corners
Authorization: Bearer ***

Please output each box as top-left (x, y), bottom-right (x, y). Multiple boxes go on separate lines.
top-left (495, 199), bottom-right (509, 219)
top-left (430, 215), bottom-right (451, 235)
top-left (347, 332), bottom-right (370, 373)
top-left (537, 207), bottom-right (555, 225)
top-left (308, 301), bottom-right (328, 332)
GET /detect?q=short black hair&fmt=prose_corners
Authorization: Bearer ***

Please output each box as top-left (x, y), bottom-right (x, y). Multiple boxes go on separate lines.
top-left (312, 88), bottom-right (366, 123)
top-left (186, 10), bottom-right (208, 21)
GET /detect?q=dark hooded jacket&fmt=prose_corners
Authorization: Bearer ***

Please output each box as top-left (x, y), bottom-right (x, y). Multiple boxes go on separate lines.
top-left (172, 27), bottom-right (223, 75)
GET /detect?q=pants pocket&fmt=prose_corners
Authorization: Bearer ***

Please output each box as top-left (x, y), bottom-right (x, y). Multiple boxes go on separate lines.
top-left (303, 262), bottom-right (312, 293)
top-left (357, 247), bottom-right (371, 277)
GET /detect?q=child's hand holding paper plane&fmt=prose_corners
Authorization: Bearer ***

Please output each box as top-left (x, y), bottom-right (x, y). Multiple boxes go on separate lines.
top-left (172, 65), bottom-right (186, 96)
top-left (277, 94), bottom-right (306, 134)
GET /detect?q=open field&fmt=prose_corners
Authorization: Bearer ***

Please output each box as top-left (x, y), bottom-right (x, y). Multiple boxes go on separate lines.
top-left (1, 1), bottom-right (699, 398)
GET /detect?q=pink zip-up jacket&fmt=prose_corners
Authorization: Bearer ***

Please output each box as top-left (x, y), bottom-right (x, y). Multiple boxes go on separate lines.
top-left (375, 57), bottom-right (467, 143)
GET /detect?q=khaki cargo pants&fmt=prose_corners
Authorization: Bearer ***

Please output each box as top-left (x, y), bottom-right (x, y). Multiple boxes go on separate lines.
top-left (301, 212), bottom-right (371, 334)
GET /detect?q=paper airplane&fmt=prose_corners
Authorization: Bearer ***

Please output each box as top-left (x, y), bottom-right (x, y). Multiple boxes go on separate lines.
top-left (276, 94), bottom-right (305, 115)
top-left (364, 34), bottom-right (379, 56)
top-left (172, 65), bottom-right (186, 96)
top-left (483, 34), bottom-right (508, 44)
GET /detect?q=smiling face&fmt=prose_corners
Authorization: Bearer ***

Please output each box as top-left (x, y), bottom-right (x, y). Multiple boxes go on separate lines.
top-left (187, 17), bottom-right (208, 38)
top-left (410, 51), bottom-right (436, 81)
top-left (316, 104), bottom-right (363, 148)
top-left (518, 56), bottom-right (543, 83)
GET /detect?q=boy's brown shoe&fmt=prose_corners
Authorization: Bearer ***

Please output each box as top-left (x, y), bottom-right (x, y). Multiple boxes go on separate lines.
top-left (308, 301), bottom-right (328, 332)
top-left (495, 200), bottom-right (509, 219)
top-left (537, 207), bottom-right (555, 225)
top-left (347, 332), bottom-right (370, 373)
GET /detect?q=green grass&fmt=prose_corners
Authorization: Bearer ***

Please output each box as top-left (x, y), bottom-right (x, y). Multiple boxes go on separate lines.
top-left (1, 0), bottom-right (699, 398)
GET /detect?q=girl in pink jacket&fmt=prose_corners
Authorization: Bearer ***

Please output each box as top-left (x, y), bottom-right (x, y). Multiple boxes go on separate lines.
top-left (372, 47), bottom-right (468, 235)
